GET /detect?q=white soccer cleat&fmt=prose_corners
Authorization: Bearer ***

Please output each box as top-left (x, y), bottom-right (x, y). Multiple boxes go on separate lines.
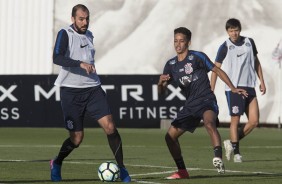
top-left (213, 157), bottom-right (225, 174)
top-left (234, 154), bottom-right (243, 163)
top-left (223, 140), bottom-right (233, 161)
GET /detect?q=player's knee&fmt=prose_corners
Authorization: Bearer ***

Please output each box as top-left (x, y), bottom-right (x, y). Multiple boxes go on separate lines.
top-left (204, 120), bottom-right (214, 130)
top-left (72, 139), bottom-right (82, 147)
top-left (249, 120), bottom-right (259, 128)
top-left (165, 133), bottom-right (175, 143)
top-left (107, 128), bottom-right (119, 137)
top-left (70, 134), bottom-right (84, 147)
top-left (104, 124), bottom-right (116, 135)
top-left (101, 119), bottom-right (116, 134)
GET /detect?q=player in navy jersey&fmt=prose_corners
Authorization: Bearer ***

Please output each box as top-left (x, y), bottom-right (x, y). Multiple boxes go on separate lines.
top-left (210, 18), bottom-right (266, 163)
top-left (158, 27), bottom-right (248, 179)
top-left (50, 4), bottom-right (131, 182)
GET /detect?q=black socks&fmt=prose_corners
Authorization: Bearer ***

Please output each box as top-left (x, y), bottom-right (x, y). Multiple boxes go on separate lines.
top-left (214, 146), bottom-right (223, 158)
top-left (55, 138), bottom-right (78, 165)
top-left (107, 130), bottom-right (124, 168)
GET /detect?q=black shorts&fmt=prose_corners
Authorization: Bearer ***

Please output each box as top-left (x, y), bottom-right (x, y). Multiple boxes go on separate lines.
top-left (60, 86), bottom-right (111, 131)
top-left (171, 99), bottom-right (219, 133)
top-left (225, 87), bottom-right (256, 116)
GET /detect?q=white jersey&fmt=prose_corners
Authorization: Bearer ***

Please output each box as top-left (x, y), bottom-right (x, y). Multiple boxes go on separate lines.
top-left (222, 38), bottom-right (256, 91)
top-left (54, 26), bottom-right (101, 88)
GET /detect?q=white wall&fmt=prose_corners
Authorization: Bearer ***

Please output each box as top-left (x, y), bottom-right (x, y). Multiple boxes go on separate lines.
top-left (52, 0), bottom-right (282, 125)
top-left (0, 0), bottom-right (54, 74)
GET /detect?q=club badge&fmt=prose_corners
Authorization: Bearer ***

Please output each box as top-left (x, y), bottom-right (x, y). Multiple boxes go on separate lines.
top-left (184, 63), bottom-right (193, 74)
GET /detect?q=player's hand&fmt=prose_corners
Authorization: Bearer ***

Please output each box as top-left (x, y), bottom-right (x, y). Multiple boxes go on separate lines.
top-left (259, 83), bottom-right (266, 95)
top-left (232, 88), bottom-right (248, 97)
top-left (80, 62), bottom-right (96, 75)
top-left (158, 74), bottom-right (170, 86)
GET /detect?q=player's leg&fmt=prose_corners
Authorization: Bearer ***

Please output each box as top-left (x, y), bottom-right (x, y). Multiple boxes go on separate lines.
top-left (92, 86), bottom-right (130, 182)
top-left (202, 110), bottom-right (225, 174)
top-left (230, 115), bottom-right (242, 162)
top-left (55, 131), bottom-right (84, 165)
top-left (165, 126), bottom-right (189, 179)
top-left (98, 115), bottom-right (124, 167)
top-left (50, 87), bottom-right (86, 181)
top-left (203, 110), bottom-right (221, 147)
top-left (239, 97), bottom-right (259, 140)
top-left (224, 91), bottom-right (244, 162)
top-left (98, 115), bottom-right (131, 182)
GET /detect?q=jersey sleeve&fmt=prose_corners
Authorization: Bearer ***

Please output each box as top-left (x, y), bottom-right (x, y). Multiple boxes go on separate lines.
top-left (53, 29), bottom-right (82, 67)
top-left (202, 52), bottom-right (215, 72)
top-left (195, 51), bottom-right (215, 72)
top-left (249, 38), bottom-right (258, 56)
top-left (215, 42), bottom-right (227, 63)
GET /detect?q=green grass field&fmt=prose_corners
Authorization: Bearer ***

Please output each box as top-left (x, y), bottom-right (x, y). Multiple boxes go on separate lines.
top-left (0, 127), bottom-right (281, 184)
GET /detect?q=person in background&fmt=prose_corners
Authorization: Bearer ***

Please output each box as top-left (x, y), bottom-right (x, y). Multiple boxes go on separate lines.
top-left (211, 18), bottom-right (266, 163)
top-left (50, 4), bottom-right (131, 182)
top-left (158, 27), bottom-right (247, 179)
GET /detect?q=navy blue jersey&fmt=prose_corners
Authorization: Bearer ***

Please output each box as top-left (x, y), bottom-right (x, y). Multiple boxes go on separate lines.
top-left (163, 50), bottom-right (216, 106)
top-left (215, 36), bottom-right (258, 63)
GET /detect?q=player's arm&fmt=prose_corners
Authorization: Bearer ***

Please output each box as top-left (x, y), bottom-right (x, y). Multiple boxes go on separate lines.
top-left (210, 43), bottom-right (227, 91)
top-left (53, 29), bottom-right (82, 67)
top-left (158, 74), bottom-right (170, 95)
top-left (250, 38), bottom-right (266, 95)
top-left (210, 62), bottom-right (221, 91)
top-left (211, 66), bottom-right (248, 97)
top-left (254, 56), bottom-right (266, 95)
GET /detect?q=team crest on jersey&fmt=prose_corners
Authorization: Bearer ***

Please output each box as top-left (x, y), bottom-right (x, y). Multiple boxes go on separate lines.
top-left (245, 42), bottom-right (251, 47)
top-left (169, 60), bottom-right (176, 65)
top-left (188, 54), bottom-right (194, 60)
top-left (67, 120), bottom-right (74, 130)
top-left (232, 106), bottom-right (239, 114)
top-left (184, 63), bottom-right (193, 74)
top-left (229, 45), bottom-right (235, 50)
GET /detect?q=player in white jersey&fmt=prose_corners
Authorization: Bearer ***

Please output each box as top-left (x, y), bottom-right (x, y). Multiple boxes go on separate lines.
top-left (50, 4), bottom-right (131, 182)
top-left (211, 18), bottom-right (266, 163)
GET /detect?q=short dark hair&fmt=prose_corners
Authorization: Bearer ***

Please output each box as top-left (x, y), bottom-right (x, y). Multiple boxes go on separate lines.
top-left (72, 4), bottom-right (89, 17)
top-left (174, 27), bottom-right (192, 41)
top-left (225, 18), bottom-right (241, 31)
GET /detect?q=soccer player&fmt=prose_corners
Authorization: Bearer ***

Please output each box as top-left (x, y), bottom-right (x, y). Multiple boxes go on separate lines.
top-left (50, 4), bottom-right (131, 182)
top-left (210, 18), bottom-right (266, 163)
top-left (158, 27), bottom-right (248, 179)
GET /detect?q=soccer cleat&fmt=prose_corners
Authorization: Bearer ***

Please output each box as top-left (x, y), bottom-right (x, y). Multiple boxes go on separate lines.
top-left (213, 157), bottom-right (225, 174)
top-left (234, 154), bottom-right (243, 163)
top-left (50, 158), bottom-right (62, 182)
top-left (120, 167), bottom-right (131, 182)
top-left (223, 139), bottom-right (233, 161)
top-left (165, 169), bottom-right (189, 179)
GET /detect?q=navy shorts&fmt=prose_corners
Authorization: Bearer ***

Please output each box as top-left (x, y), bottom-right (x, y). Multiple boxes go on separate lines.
top-left (171, 98), bottom-right (219, 133)
top-left (225, 87), bottom-right (256, 116)
top-left (60, 86), bottom-right (111, 131)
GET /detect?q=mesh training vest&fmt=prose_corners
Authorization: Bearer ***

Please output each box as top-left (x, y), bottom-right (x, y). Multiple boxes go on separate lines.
top-left (222, 38), bottom-right (256, 91)
top-left (54, 26), bottom-right (101, 88)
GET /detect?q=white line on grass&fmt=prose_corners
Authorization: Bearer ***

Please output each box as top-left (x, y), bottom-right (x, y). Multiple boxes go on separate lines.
top-left (0, 145), bottom-right (146, 148)
top-left (132, 179), bottom-right (167, 184)
top-left (0, 145), bottom-right (282, 149)
top-left (0, 159), bottom-right (279, 176)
